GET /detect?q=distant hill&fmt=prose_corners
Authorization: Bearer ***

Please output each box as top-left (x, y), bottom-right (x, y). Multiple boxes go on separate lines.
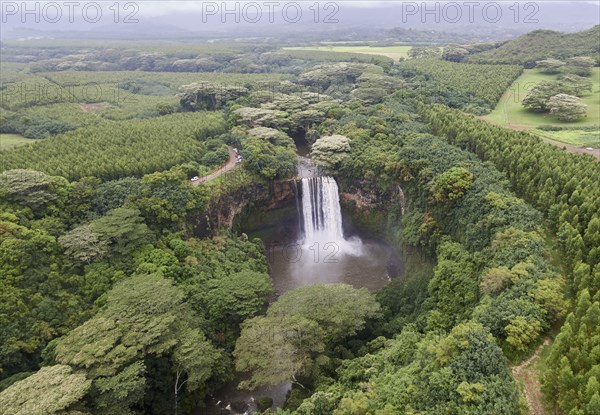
top-left (467, 25), bottom-right (600, 67)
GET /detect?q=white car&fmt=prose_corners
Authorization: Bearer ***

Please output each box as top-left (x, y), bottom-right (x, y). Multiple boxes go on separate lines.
top-left (586, 147), bottom-right (594, 151)
top-left (191, 176), bottom-right (199, 181)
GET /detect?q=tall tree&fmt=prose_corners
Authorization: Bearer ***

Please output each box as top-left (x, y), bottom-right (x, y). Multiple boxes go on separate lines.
top-left (234, 315), bottom-right (325, 390)
top-left (58, 224), bottom-right (108, 264)
top-left (89, 208), bottom-right (153, 257)
top-left (0, 365), bottom-right (92, 415)
top-left (53, 273), bottom-right (221, 414)
top-left (548, 93), bottom-right (587, 121)
top-left (311, 135), bottom-right (352, 169)
top-left (234, 284), bottom-right (380, 389)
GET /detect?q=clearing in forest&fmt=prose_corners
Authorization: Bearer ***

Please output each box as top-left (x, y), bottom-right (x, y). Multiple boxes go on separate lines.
top-left (0, 134), bottom-right (39, 150)
top-left (284, 45), bottom-right (415, 60)
top-left (486, 68), bottom-right (600, 148)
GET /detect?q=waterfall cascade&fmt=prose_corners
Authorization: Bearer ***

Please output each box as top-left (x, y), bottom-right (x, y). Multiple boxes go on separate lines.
top-left (300, 176), bottom-right (344, 243)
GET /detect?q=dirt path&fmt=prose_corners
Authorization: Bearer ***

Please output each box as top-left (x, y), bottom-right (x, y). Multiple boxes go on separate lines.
top-left (540, 137), bottom-right (600, 160)
top-left (192, 146), bottom-right (238, 185)
top-left (79, 102), bottom-right (109, 112)
top-left (511, 339), bottom-right (550, 415)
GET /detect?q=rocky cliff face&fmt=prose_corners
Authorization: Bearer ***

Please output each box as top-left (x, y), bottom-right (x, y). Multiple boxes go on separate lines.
top-left (193, 180), bottom-right (298, 236)
top-left (339, 182), bottom-right (406, 213)
top-left (340, 187), bottom-right (378, 210)
top-left (338, 180), bottom-right (407, 237)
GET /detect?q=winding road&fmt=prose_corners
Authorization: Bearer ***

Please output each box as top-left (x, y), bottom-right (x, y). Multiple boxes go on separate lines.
top-left (192, 146), bottom-right (239, 185)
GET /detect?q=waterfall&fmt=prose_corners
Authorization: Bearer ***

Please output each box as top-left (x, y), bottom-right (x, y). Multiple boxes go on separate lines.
top-left (300, 176), bottom-right (345, 244)
top-left (292, 180), bottom-right (303, 234)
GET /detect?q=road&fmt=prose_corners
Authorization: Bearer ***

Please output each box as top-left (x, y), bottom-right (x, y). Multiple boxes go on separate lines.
top-left (511, 338), bottom-right (551, 415)
top-left (192, 146), bottom-right (239, 186)
top-left (540, 137), bottom-right (600, 161)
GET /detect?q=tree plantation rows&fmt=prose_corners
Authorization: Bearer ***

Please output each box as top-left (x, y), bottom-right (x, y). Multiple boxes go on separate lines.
top-left (1, 24), bottom-right (599, 415)
top-left (419, 104), bottom-right (599, 270)
top-left (419, 104), bottom-right (600, 415)
top-left (398, 58), bottom-right (523, 109)
top-left (0, 112), bottom-right (226, 180)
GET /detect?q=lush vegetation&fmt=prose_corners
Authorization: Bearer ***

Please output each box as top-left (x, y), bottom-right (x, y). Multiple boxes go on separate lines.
top-left (0, 163), bottom-right (273, 414)
top-left (0, 134), bottom-right (39, 150)
top-left (398, 58), bottom-right (523, 113)
top-left (0, 112), bottom-right (226, 180)
top-left (420, 104), bottom-right (600, 414)
top-left (235, 284), bottom-right (380, 390)
top-left (466, 25), bottom-right (600, 66)
top-left (234, 86), bottom-right (566, 412)
top-left (1, 24), bottom-right (598, 415)
top-left (279, 322), bottom-right (522, 415)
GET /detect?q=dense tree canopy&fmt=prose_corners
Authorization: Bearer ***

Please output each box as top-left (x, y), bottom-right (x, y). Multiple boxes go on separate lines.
top-left (1, 29), bottom-right (597, 415)
top-left (310, 134), bottom-right (351, 169)
top-left (0, 365), bottom-right (92, 415)
top-left (53, 273), bottom-right (221, 415)
top-left (239, 127), bottom-right (297, 180)
top-left (287, 322), bottom-right (521, 414)
top-left (235, 284), bottom-right (380, 390)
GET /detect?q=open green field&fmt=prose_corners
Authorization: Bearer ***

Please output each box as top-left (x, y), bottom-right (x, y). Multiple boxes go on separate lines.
top-left (0, 134), bottom-right (39, 150)
top-left (485, 68), bottom-right (600, 146)
top-left (284, 45), bottom-right (415, 61)
top-left (533, 129), bottom-right (599, 148)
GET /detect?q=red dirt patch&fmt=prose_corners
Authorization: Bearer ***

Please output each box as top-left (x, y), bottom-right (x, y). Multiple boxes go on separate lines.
top-left (79, 102), bottom-right (109, 112)
top-left (511, 339), bottom-right (551, 415)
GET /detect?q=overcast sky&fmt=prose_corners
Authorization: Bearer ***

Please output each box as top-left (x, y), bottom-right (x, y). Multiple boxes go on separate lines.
top-left (1, 1), bottom-right (598, 37)
top-left (136, 1), bottom-right (600, 17)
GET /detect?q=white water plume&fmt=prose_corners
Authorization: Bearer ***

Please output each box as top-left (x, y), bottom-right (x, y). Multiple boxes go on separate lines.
top-left (299, 176), bottom-right (362, 256)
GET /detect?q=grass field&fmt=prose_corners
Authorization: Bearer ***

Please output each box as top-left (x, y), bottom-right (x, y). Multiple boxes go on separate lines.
top-left (284, 45), bottom-right (415, 61)
top-left (0, 134), bottom-right (39, 150)
top-left (533, 129), bottom-right (599, 148)
top-left (485, 68), bottom-right (600, 147)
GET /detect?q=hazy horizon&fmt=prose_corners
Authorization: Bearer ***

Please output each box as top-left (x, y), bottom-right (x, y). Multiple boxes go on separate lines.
top-left (1, 1), bottom-right (599, 41)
